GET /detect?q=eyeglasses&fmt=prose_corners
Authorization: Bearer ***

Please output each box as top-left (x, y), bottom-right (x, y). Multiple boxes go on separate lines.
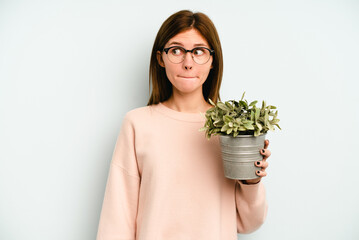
top-left (162, 46), bottom-right (215, 65)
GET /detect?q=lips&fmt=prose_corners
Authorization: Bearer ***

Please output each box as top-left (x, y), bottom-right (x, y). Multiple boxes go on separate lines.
top-left (179, 76), bottom-right (197, 78)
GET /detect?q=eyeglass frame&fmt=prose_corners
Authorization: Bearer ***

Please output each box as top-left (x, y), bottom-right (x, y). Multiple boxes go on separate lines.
top-left (162, 46), bottom-right (215, 65)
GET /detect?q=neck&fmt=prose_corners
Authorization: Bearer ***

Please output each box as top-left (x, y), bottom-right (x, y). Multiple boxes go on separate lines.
top-left (162, 89), bottom-right (212, 113)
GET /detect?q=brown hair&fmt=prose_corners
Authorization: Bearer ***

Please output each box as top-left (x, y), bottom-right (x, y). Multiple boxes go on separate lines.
top-left (147, 10), bottom-right (223, 106)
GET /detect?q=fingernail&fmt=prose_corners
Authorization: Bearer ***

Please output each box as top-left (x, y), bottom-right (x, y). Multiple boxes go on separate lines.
top-left (256, 161), bottom-right (260, 165)
top-left (262, 149), bottom-right (265, 153)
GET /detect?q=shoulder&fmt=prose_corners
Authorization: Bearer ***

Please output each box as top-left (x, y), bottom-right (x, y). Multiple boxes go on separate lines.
top-left (119, 105), bottom-right (160, 135)
top-left (123, 104), bottom-right (157, 124)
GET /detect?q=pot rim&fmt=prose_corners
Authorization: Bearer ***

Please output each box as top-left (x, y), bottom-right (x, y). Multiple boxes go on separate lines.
top-left (219, 133), bottom-right (267, 138)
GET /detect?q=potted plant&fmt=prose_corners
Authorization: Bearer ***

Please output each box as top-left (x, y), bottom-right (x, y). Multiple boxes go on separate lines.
top-left (200, 92), bottom-right (281, 180)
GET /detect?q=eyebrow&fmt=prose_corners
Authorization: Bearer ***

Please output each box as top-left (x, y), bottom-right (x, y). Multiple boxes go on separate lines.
top-left (168, 41), bottom-right (209, 47)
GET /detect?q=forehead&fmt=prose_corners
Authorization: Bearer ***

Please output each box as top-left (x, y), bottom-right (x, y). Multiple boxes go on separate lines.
top-left (166, 28), bottom-right (210, 47)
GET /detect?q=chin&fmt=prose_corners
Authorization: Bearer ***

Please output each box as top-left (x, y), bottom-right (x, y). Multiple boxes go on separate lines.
top-left (174, 85), bottom-right (203, 94)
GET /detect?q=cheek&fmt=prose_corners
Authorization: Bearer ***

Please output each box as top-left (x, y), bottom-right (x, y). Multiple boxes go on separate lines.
top-left (164, 64), bottom-right (178, 79)
top-left (200, 64), bottom-right (212, 78)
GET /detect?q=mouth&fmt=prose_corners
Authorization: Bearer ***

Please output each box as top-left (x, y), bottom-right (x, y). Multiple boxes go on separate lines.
top-left (178, 76), bottom-right (197, 79)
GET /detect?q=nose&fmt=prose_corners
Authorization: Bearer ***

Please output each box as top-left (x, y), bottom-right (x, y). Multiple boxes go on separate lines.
top-left (183, 52), bottom-right (193, 70)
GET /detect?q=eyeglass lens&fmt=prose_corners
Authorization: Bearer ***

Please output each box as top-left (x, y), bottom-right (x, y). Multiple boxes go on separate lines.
top-left (167, 47), bottom-right (211, 64)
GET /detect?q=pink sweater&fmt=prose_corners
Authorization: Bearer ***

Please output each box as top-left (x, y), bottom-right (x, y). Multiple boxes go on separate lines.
top-left (96, 102), bottom-right (268, 240)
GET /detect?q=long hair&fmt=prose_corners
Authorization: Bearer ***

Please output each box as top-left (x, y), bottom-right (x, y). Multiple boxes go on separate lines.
top-left (147, 10), bottom-right (223, 106)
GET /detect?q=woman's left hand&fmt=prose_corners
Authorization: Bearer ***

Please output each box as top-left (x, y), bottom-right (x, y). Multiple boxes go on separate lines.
top-left (241, 139), bottom-right (271, 185)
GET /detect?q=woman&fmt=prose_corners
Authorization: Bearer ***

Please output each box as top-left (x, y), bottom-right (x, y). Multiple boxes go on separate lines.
top-left (96, 10), bottom-right (270, 240)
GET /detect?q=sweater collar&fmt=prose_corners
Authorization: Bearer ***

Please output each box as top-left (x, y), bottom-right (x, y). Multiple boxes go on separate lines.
top-left (151, 102), bottom-right (207, 123)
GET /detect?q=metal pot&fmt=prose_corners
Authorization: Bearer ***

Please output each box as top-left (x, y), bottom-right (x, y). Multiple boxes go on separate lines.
top-left (219, 133), bottom-right (266, 180)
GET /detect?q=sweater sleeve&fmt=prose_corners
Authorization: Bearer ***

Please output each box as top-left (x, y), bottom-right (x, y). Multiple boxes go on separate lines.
top-left (235, 180), bottom-right (268, 234)
top-left (96, 114), bottom-right (141, 240)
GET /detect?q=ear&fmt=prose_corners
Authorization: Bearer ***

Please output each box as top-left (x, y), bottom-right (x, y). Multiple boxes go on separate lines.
top-left (157, 51), bottom-right (165, 68)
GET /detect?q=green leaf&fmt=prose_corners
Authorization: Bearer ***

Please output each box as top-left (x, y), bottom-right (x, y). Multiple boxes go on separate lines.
top-left (249, 100), bottom-right (258, 107)
top-left (255, 108), bottom-right (260, 121)
top-left (241, 91), bottom-right (246, 101)
top-left (226, 128), bottom-right (233, 134)
top-left (261, 100), bottom-right (266, 112)
top-left (242, 120), bottom-right (254, 125)
top-left (239, 100), bottom-right (248, 109)
top-left (217, 102), bottom-right (229, 111)
top-left (239, 126), bottom-right (246, 131)
top-left (208, 98), bottom-right (216, 106)
top-left (225, 101), bottom-right (233, 110)
top-left (267, 105), bottom-right (277, 109)
top-left (264, 109), bottom-right (269, 125)
top-left (271, 119), bottom-right (280, 124)
top-left (223, 115), bottom-right (233, 122)
top-left (221, 125), bottom-right (229, 132)
top-left (244, 123), bottom-right (255, 130)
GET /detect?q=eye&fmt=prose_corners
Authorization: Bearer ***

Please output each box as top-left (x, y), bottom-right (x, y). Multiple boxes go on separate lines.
top-left (193, 48), bottom-right (205, 56)
top-left (170, 47), bottom-right (184, 56)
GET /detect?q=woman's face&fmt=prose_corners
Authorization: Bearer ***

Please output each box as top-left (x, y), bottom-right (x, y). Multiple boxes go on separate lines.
top-left (157, 28), bottom-right (213, 96)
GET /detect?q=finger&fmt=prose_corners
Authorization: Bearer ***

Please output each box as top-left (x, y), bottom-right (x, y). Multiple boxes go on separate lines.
top-left (255, 160), bottom-right (268, 169)
top-left (256, 170), bottom-right (267, 177)
top-left (264, 139), bottom-right (269, 149)
top-left (260, 148), bottom-right (271, 161)
top-left (241, 177), bottom-right (261, 185)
